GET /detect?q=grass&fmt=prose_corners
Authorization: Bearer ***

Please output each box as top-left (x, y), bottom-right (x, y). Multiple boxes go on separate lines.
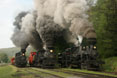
top-left (0, 65), bottom-right (17, 78)
top-left (64, 68), bottom-right (117, 77)
top-left (0, 65), bottom-right (36, 78)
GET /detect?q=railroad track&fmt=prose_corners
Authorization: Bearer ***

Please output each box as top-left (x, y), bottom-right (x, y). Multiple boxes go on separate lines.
top-left (23, 69), bottom-right (44, 78)
top-left (29, 68), bottom-right (64, 78)
top-left (49, 69), bottom-right (117, 78)
top-left (18, 67), bottom-right (64, 78)
top-left (30, 68), bottom-right (93, 78)
top-left (48, 69), bottom-right (98, 78)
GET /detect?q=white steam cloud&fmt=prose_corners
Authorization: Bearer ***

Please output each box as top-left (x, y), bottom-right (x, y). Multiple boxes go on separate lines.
top-left (11, 0), bottom-right (96, 50)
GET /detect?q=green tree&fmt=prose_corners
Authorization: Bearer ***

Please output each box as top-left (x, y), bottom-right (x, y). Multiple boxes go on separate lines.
top-left (90, 0), bottom-right (117, 58)
top-left (0, 53), bottom-right (9, 63)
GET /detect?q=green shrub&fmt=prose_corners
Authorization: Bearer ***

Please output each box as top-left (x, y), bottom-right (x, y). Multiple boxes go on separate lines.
top-left (102, 57), bottom-right (117, 72)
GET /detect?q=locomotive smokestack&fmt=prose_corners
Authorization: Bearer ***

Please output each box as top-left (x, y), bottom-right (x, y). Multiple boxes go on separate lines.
top-left (21, 49), bottom-right (26, 53)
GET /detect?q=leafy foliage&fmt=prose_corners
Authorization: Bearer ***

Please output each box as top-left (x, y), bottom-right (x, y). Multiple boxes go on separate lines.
top-left (90, 0), bottom-right (117, 58)
top-left (102, 57), bottom-right (117, 72)
top-left (0, 53), bottom-right (9, 63)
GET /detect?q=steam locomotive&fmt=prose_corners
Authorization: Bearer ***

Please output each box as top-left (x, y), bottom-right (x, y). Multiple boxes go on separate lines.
top-left (11, 49), bottom-right (27, 67)
top-left (58, 38), bottom-right (103, 70)
top-left (11, 38), bottom-right (104, 70)
top-left (28, 48), bottom-right (56, 68)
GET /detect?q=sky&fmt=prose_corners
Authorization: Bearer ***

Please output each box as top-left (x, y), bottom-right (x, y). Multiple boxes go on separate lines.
top-left (0, 0), bottom-right (33, 48)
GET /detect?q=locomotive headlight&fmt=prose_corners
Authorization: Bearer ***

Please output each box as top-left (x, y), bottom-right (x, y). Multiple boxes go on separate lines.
top-left (50, 50), bottom-right (53, 53)
top-left (22, 53), bottom-right (25, 56)
top-left (82, 46), bottom-right (86, 50)
top-left (93, 46), bottom-right (97, 49)
top-left (83, 46), bottom-right (86, 49)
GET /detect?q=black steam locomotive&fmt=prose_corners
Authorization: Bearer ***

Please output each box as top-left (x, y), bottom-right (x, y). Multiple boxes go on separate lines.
top-left (31, 47), bottom-right (56, 68)
top-left (58, 38), bottom-right (103, 70)
top-left (12, 38), bottom-right (103, 70)
top-left (14, 49), bottom-right (27, 67)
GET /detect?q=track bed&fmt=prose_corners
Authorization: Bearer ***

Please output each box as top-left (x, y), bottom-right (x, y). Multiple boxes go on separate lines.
top-left (1, 65), bottom-right (117, 78)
